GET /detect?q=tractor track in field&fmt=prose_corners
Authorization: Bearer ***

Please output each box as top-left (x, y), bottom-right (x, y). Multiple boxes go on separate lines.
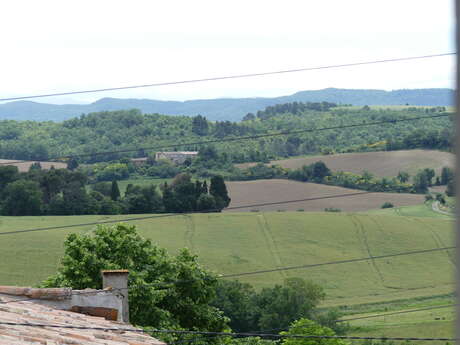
top-left (412, 217), bottom-right (456, 269)
top-left (257, 214), bottom-right (287, 278)
top-left (184, 215), bottom-right (196, 252)
top-left (351, 215), bottom-right (386, 286)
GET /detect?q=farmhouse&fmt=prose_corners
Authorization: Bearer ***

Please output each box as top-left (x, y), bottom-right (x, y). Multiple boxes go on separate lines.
top-left (0, 270), bottom-right (165, 344)
top-left (155, 151), bottom-right (198, 164)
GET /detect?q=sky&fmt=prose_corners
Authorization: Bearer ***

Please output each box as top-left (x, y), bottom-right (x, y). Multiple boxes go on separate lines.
top-left (0, 0), bottom-right (455, 104)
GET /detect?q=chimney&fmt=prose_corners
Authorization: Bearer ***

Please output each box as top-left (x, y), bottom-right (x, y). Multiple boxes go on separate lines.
top-left (102, 270), bottom-right (129, 322)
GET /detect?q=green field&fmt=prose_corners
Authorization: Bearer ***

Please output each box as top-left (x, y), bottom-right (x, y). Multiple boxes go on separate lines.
top-left (365, 202), bottom-right (454, 219)
top-left (0, 211), bottom-right (454, 309)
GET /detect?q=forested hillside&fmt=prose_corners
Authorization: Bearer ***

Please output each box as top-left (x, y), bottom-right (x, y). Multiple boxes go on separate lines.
top-left (0, 103), bottom-right (452, 164)
top-left (0, 87), bottom-right (453, 121)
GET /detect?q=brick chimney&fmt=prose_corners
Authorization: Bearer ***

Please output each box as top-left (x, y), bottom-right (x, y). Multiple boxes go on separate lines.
top-left (102, 270), bottom-right (129, 323)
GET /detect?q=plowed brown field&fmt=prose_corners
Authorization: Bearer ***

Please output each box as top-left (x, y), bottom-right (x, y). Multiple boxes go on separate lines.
top-left (226, 179), bottom-right (425, 212)
top-left (0, 159), bottom-right (66, 172)
top-left (236, 150), bottom-right (454, 178)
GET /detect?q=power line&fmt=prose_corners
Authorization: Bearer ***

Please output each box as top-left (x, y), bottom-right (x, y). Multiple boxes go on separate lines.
top-left (1, 246), bottom-right (454, 304)
top-left (0, 190), bottom-right (372, 236)
top-left (337, 303), bottom-right (458, 323)
top-left (217, 246), bottom-right (456, 279)
top-left (0, 53), bottom-right (454, 102)
top-left (0, 322), bottom-right (456, 341)
top-left (0, 112), bottom-right (450, 166)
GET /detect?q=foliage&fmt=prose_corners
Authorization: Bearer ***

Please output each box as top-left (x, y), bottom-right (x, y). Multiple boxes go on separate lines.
top-left (441, 166), bottom-right (454, 185)
top-left (381, 202), bottom-right (394, 209)
top-left (0, 106), bottom-right (452, 167)
top-left (280, 318), bottom-right (348, 345)
top-left (40, 223), bottom-right (228, 331)
top-left (111, 180), bottom-right (120, 201)
top-left (212, 278), bottom-right (328, 333)
top-left (0, 167), bottom-right (231, 216)
top-left (1, 180), bottom-right (42, 216)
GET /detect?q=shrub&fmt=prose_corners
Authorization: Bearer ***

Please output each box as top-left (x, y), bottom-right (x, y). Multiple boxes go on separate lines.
top-left (381, 202), bottom-right (394, 209)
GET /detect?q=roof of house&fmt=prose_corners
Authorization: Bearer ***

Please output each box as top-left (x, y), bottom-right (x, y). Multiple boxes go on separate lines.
top-left (0, 289), bottom-right (165, 345)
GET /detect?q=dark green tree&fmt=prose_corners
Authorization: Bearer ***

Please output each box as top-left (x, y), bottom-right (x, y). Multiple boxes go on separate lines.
top-left (397, 171), bottom-right (410, 183)
top-left (1, 180), bottom-right (43, 216)
top-left (41, 224), bottom-right (228, 331)
top-left (0, 166), bottom-right (19, 195)
top-left (192, 115), bottom-right (209, 136)
top-left (252, 277), bottom-right (325, 331)
top-left (111, 180), bottom-right (121, 201)
top-left (423, 168), bottom-right (435, 186)
top-left (441, 166), bottom-right (454, 185)
top-left (67, 157), bottom-right (79, 171)
top-left (210, 175), bottom-right (231, 210)
top-left (413, 170), bottom-right (430, 193)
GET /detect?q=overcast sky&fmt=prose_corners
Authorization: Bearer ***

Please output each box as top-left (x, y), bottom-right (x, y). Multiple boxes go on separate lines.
top-left (0, 0), bottom-right (455, 104)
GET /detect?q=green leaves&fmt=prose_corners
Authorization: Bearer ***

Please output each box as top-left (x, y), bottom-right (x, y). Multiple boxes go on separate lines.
top-left (41, 223), bottom-right (227, 331)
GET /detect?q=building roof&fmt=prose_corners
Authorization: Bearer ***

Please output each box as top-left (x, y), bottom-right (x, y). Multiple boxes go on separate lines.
top-left (0, 290), bottom-right (165, 345)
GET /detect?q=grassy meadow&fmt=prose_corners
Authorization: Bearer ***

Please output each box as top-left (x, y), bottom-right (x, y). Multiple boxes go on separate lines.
top-left (0, 211), bottom-right (453, 305)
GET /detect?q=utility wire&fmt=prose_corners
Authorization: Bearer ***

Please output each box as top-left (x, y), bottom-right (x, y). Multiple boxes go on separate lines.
top-left (0, 322), bottom-right (456, 341)
top-left (337, 303), bottom-right (458, 323)
top-left (1, 245), bottom-right (454, 306)
top-left (0, 113), bottom-right (450, 166)
top-left (0, 53), bottom-right (455, 102)
top-left (0, 191), bottom-right (372, 236)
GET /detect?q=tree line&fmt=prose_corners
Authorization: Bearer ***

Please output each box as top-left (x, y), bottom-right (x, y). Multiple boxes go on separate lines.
top-left (229, 161), bottom-right (455, 195)
top-left (0, 105), bottom-right (452, 167)
top-left (0, 165), bottom-right (230, 216)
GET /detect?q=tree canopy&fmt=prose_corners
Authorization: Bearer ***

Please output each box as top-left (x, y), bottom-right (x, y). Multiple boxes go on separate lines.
top-left (41, 223), bottom-right (228, 331)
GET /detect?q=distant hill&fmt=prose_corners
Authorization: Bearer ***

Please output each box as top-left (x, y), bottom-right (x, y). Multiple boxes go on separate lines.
top-left (0, 88), bottom-right (453, 122)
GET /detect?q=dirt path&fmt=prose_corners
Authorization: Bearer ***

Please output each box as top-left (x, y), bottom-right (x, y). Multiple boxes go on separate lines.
top-left (257, 214), bottom-right (287, 278)
top-left (432, 201), bottom-right (453, 216)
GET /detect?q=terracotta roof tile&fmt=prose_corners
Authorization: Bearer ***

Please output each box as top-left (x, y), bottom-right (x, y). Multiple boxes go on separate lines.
top-left (0, 294), bottom-right (165, 345)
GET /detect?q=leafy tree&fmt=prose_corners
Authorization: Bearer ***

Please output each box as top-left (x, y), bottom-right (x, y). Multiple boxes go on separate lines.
top-left (210, 175), bottom-right (231, 210)
top-left (124, 185), bottom-right (163, 213)
top-left (253, 277), bottom-right (325, 330)
top-left (1, 180), bottom-right (42, 216)
top-left (67, 157), bottom-right (79, 171)
top-left (41, 223), bottom-right (228, 331)
top-left (381, 202), bottom-right (394, 209)
top-left (280, 318), bottom-right (348, 345)
top-left (423, 168), bottom-right (435, 186)
top-left (413, 170), bottom-right (429, 193)
top-left (397, 171), bottom-right (410, 183)
top-left (111, 180), bottom-right (121, 201)
top-left (196, 194), bottom-right (217, 211)
top-left (211, 280), bottom-right (257, 332)
top-left (92, 182), bottom-right (112, 197)
top-left (0, 166), bottom-right (19, 193)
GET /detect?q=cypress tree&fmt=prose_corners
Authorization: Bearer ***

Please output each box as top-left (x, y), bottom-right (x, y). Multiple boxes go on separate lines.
top-left (111, 180), bottom-right (120, 201)
top-left (209, 175), bottom-right (230, 210)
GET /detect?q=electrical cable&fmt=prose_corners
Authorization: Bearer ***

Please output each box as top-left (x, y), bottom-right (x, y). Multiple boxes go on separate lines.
top-left (0, 113), bottom-right (450, 166)
top-left (337, 303), bottom-right (458, 323)
top-left (0, 191), bottom-right (373, 236)
top-left (0, 322), bottom-right (456, 341)
top-left (0, 53), bottom-right (454, 102)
